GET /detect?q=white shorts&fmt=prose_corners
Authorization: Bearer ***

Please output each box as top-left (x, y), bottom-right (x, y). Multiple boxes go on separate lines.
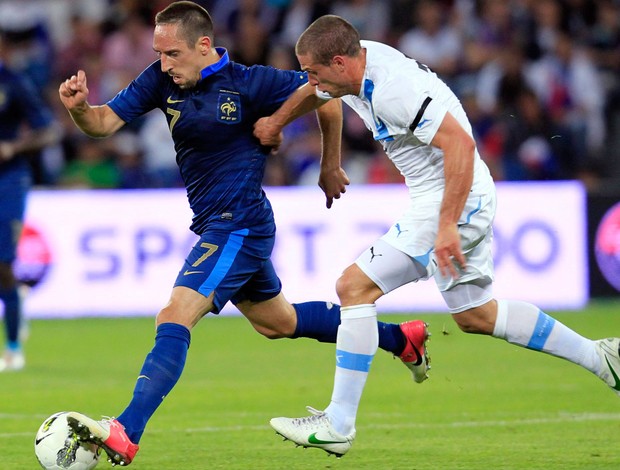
top-left (355, 189), bottom-right (496, 313)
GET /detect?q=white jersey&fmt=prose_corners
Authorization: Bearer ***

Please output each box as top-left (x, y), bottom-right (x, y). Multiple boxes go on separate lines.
top-left (319, 41), bottom-right (499, 305)
top-left (334, 40), bottom-right (494, 200)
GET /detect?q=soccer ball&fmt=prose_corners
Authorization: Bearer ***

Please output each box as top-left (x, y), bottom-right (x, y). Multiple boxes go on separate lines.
top-left (34, 412), bottom-right (100, 470)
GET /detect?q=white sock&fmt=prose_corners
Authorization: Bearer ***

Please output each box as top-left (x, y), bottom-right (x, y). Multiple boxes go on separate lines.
top-left (493, 299), bottom-right (600, 374)
top-left (325, 304), bottom-right (378, 436)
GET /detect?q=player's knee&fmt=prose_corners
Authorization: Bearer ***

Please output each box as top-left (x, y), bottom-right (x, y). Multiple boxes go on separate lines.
top-left (335, 270), bottom-right (365, 304)
top-left (156, 305), bottom-right (195, 329)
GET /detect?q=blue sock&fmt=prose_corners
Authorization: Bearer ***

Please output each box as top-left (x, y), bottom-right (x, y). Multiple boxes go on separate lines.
top-left (0, 287), bottom-right (21, 347)
top-left (378, 321), bottom-right (406, 356)
top-left (117, 323), bottom-right (190, 443)
top-left (292, 302), bottom-right (340, 342)
top-left (292, 301), bottom-right (405, 355)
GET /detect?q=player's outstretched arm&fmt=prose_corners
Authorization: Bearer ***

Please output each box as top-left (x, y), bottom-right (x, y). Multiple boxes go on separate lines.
top-left (58, 70), bottom-right (125, 138)
top-left (254, 83), bottom-right (326, 145)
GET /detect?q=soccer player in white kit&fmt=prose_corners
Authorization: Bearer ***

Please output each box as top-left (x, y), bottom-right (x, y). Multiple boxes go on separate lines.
top-left (254, 15), bottom-right (620, 457)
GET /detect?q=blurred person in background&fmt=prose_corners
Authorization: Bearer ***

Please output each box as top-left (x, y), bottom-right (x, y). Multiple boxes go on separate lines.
top-left (57, 136), bottom-right (120, 189)
top-left (398, 0), bottom-right (462, 86)
top-left (101, 10), bottom-right (157, 100)
top-left (0, 31), bottom-right (61, 371)
top-left (57, 2), bottom-right (429, 465)
top-left (527, 29), bottom-right (606, 170)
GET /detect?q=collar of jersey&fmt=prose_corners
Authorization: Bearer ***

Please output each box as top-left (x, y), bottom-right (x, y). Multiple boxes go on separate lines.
top-left (199, 47), bottom-right (229, 81)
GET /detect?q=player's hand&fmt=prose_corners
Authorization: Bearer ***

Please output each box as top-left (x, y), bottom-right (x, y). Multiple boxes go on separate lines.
top-left (434, 224), bottom-right (465, 279)
top-left (319, 167), bottom-right (350, 208)
top-left (254, 117), bottom-right (283, 149)
top-left (58, 70), bottom-right (89, 110)
top-left (0, 142), bottom-right (15, 161)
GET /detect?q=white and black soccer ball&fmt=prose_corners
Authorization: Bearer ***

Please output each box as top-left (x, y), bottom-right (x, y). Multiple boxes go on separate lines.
top-left (34, 412), bottom-right (100, 470)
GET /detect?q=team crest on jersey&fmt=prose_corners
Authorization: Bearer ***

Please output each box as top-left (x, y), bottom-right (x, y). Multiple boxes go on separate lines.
top-left (218, 90), bottom-right (241, 124)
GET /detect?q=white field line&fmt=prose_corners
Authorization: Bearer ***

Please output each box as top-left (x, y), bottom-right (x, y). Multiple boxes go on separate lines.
top-left (4, 412), bottom-right (620, 439)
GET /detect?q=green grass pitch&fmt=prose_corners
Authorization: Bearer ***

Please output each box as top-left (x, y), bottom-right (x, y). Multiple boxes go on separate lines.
top-left (3, 300), bottom-right (620, 469)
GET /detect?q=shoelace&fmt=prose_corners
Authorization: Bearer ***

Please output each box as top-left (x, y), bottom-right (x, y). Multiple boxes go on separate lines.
top-left (291, 406), bottom-right (328, 426)
top-left (98, 416), bottom-right (119, 428)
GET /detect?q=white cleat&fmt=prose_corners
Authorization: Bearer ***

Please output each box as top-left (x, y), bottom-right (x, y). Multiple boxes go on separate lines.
top-left (0, 349), bottom-right (25, 372)
top-left (270, 406), bottom-right (355, 457)
top-left (594, 338), bottom-right (620, 396)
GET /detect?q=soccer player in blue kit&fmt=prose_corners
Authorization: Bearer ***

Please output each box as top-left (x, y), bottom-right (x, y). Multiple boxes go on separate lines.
top-left (0, 32), bottom-right (60, 372)
top-left (58, 2), bottom-right (429, 466)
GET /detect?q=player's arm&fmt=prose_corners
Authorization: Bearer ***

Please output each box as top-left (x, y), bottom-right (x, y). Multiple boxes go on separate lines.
top-left (316, 98), bottom-right (349, 208)
top-left (0, 123), bottom-right (62, 162)
top-left (254, 83), bottom-right (325, 146)
top-left (58, 70), bottom-right (125, 138)
top-left (430, 112), bottom-right (475, 278)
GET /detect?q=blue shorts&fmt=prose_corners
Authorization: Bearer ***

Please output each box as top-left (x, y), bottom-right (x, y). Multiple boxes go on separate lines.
top-left (174, 227), bottom-right (282, 313)
top-left (0, 164), bottom-right (30, 263)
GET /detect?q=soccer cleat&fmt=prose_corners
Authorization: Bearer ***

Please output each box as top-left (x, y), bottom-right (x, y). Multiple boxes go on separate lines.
top-left (0, 349), bottom-right (25, 372)
top-left (399, 320), bottom-right (431, 383)
top-left (594, 338), bottom-right (620, 396)
top-left (65, 412), bottom-right (139, 466)
top-left (270, 406), bottom-right (355, 457)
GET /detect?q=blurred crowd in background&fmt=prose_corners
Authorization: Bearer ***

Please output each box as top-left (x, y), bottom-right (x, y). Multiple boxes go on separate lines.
top-left (0, 0), bottom-right (619, 192)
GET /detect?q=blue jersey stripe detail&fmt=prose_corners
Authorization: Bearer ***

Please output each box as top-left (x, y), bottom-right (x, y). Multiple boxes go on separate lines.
top-left (198, 228), bottom-right (249, 297)
top-left (336, 349), bottom-right (374, 372)
top-left (526, 312), bottom-right (556, 351)
top-left (363, 79), bottom-right (393, 142)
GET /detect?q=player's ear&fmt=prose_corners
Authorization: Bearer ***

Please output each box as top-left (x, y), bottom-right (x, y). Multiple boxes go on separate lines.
top-left (332, 55), bottom-right (346, 71)
top-left (198, 36), bottom-right (211, 54)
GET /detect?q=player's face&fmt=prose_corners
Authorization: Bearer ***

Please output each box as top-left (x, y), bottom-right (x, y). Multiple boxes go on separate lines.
top-left (153, 23), bottom-right (207, 89)
top-left (297, 53), bottom-right (356, 98)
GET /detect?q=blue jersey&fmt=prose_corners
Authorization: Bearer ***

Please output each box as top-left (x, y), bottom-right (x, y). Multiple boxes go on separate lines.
top-left (0, 62), bottom-right (54, 175)
top-left (107, 48), bottom-right (308, 236)
top-left (0, 63), bottom-right (54, 263)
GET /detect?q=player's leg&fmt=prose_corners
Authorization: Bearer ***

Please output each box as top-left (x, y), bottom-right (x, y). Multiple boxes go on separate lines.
top-left (452, 295), bottom-right (617, 393)
top-left (0, 262), bottom-right (24, 372)
top-left (441, 231), bottom-right (615, 396)
top-left (270, 263), bottom-right (380, 456)
top-left (0, 185), bottom-right (26, 372)
top-left (269, 241), bottom-right (431, 455)
top-left (69, 229), bottom-right (254, 465)
top-left (68, 285), bottom-right (209, 465)
top-left (236, 263), bottom-right (426, 363)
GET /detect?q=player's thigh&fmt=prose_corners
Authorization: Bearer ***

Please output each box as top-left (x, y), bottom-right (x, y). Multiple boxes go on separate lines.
top-left (354, 239), bottom-right (427, 297)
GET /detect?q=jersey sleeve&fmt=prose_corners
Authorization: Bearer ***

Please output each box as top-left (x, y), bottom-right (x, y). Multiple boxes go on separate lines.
top-left (374, 80), bottom-right (447, 146)
top-left (106, 62), bottom-right (162, 123)
top-left (244, 66), bottom-right (309, 115)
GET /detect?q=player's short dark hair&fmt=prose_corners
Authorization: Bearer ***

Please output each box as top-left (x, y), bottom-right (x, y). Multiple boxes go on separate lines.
top-left (296, 15), bottom-right (361, 66)
top-left (155, 1), bottom-right (214, 47)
